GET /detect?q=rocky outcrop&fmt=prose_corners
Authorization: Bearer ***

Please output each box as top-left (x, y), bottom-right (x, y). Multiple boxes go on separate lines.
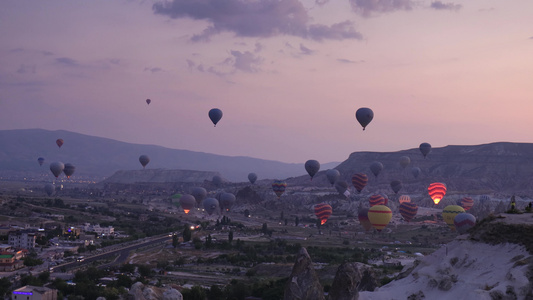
top-left (127, 282), bottom-right (183, 300)
top-left (283, 247), bottom-right (324, 300)
top-left (328, 262), bottom-right (378, 300)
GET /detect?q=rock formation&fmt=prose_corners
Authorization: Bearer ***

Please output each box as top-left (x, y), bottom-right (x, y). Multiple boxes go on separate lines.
top-left (283, 247), bottom-right (324, 300)
top-left (328, 262), bottom-right (378, 300)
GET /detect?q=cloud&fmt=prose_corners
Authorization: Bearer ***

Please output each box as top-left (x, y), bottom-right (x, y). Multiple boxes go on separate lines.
top-left (153, 0), bottom-right (361, 41)
top-left (229, 50), bottom-right (263, 72)
top-left (144, 67), bottom-right (162, 73)
top-left (430, 1), bottom-right (462, 11)
top-left (17, 64), bottom-right (36, 74)
top-left (349, 0), bottom-right (415, 17)
top-left (55, 57), bottom-right (80, 67)
top-left (529, 36), bottom-right (533, 40)
top-left (337, 58), bottom-right (364, 64)
top-left (299, 44), bottom-right (314, 55)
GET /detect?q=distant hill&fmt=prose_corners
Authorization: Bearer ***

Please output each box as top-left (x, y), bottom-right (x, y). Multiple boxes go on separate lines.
top-left (288, 142), bottom-right (533, 195)
top-left (0, 129), bottom-right (339, 182)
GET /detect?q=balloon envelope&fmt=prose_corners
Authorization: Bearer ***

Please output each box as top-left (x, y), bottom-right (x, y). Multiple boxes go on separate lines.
top-left (146, 99), bottom-right (151, 105)
top-left (208, 108), bottom-right (223, 126)
top-left (369, 162), bottom-right (383, 178)
top-left (56, 139), bottom-right (64, 148)
top-left (334, 180), bottom-right (350, 197)
top-left (304, 160), bottom-right (320, 180)
top-left (457, 197), bottom-right (474, 211)
top-left (63, 163), bottom-right (75, 178)
top-left (37, 157), bottom-right (45, 166)
top-left (179, 194), bottom-right (196, 214)
top-left (368, 205), bottom-right (392, 232)
top-left (428, 182), bottom-right (447, 205)
top-left (443, 205), bottom-right (465, 231)
top-left (399, 156), bottom-right (411, 169)
top-left (220, 192), bottom-right (236, 212)
top-left (139, 155), bottom-right (150, 168)
top-left (203, 198), bottom-right (219, 215)
top-left (390, 180), bottom-right (402, 194)
top-left (191, 187), bottom-right (207, 205)
top-left (369, 194), bottom-right (386, 207)
top-left (272, 180), bottom-right (287, 198)
top-left (351, 173), bottom-right (368, 193)
top-left (411, 167), bottom-right (421, 179)
top-left (248, 173), bottom-right (258, 184)
top-left (454, 213), bottom-right (476, 234)
top-left (399, 195), bottom-right (411, 204)
top-left (399, 202), bottom-right (418, 222)
top-left (44, 184), bottom-right (55, 196)
top-left (314, 203), bottom-right (332, 225)
top-left (355, 107), bottom-right (374, 130)
top-left (49, 162), bottom-right (64, 178)
top-left (212, 175), bottom-right (223, 186)
top-left (326, 169), bottom-right (340, 185)
top-left (419, 143), bottom-right (432, 158)
top-left (358, 208), bottom-right (372, 231)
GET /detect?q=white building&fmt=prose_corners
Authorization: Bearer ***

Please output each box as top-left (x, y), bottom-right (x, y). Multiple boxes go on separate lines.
top-left (8, 231), bottom-right (36, 249)
top-left (12, 286), bottom-right (57, 300)
top-left (82, 223), bottom-right (114, 236)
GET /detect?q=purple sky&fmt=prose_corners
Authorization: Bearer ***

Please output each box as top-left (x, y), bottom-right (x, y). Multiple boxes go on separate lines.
top-left (1, 0), bottom-right (532, 164)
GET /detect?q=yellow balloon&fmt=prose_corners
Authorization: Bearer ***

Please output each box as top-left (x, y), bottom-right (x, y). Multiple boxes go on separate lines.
top-left (442, 205), bottom-right (465, 231)
top-left (367, 205), bottom-right (392, 232)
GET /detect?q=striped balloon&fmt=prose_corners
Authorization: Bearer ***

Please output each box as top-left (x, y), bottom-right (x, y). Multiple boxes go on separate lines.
top-left (272, 180), bottom-right (287, 199)
top-left (454, 213), bottom-right (476, 234)
top-left (358, 208), bottom-right (372, 231)
top-left (442, 205), bottom-right (465, 231)
top-left (351, 173), bottom-right (368, 193)
top-left (314, 203), bottom-right (332, 225)
top-left (399, 202), bottom-right (418, 222)
top-left (369, 194), bottom-right (386, 207)
top-left (399, 195), bottom-right (411, 204)
top-left (428, 182), bottom-right (447, 205)
top-left (368, 205), bottom-right (392, 232)
top-left (457, 197), bottom-right (474, 211)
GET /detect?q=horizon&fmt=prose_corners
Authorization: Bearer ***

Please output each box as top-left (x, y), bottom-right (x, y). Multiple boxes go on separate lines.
top-left (1, 1), bottom-right (532, 164)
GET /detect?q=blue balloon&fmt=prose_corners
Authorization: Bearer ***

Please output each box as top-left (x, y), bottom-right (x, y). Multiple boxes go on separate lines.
top-left (209, 108), bottom-right (223, 127)
top-left (355, 107), bottom-right (374, 130)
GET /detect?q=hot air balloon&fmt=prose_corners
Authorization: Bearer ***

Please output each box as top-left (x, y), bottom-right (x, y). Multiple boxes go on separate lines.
top-left (208, 108), bottom-right (223, 127)
top-left (326, 169), bottom-right (340, 186)
top-left (139, 155), bottom-right (150, 169)
top-left (428, 182), bottom-right (447, 205)
top-left (44, 183), bottom-right (55, 196)
top-left (419, 143), bottom-right (432, 158)
top-left (63, 163), bottom-right (75, 179)
top-left (56, 139), bottom-right (64, 148)
top-left (399, 156), bottom-right (411, 169)
top-left (272, 180), bottom-right (287, 199)
top-left (358, 208), bottom-right (373, 231)
top-left (37, 157), bottom-right (45, 166)
top-left (212, 175), bottom-right (223, 186)
top-left (442, 205), bottom-right (465, 231)
top-left (248, 173), bottom-right (258, 184)
top-left (399, 195), bottom-right (411, 204)
top-left (369, 161), bottom-right (383, 178)
top-left (454, 213), bottom-right (476, 234)
top-left (369, 194), bottom-right (386, 207)
top-left (334, 180), bottom-right (350, 197)
top-left (390, 180), bottom-right (402, 194)
top-left (355, 107), bottom-right (374, 130)
top-left (49, 162), bottom-right (64, 178)
top-left (304, 160), bottom-right (320, 180)
top-left (203, 198), bottom-right (219, 215)
top-left (368, 205), bottom-right (392, 232)
top-left (411, 167), bottom-right (421, 179)
top-left (191, 187), bottom-right (207, 205)
top-left (399, 202), bottom-right (418, 222)
top-left (220, 192), bottom-right (236, 212)
top-left (179, 194), bottom-right (196, 214)
top-left (314, 203), bottom-right (332, 225)
top-left (146, 99), bottom-right (151, 105)
top-left (351, 173), bottom-right (368, 193)
top-left (457, 197), bottom-right (474, 211)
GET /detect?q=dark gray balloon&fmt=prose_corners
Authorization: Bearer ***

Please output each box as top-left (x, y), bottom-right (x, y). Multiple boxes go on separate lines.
top-left (49, 162), bottom-right (64, 178)
top-left (139, 155), bottom-right (150, 168)
top-left (44, 184), bottom-right (55, 196)
top-left (220, 192), bottom-right (236, 212)
top-left (191, 187), bottom-right (207, 205)
top-left (63, 163), bottom-right (76, 178)
top-left (390, 180), bottom-right (402, 194)
top-left (209, 108), bottom-right (223, 126)
top-left (326, 169), bottom-right (340, 185)
top-left (399, 156), bottom-right (410, 169)
top-left (419, 143), bottom-right (432, 158)
top-left (355, 107), bottom-right (374, 130)
top-left (212, 175), bottom-right (223, 186)
top-left (203, 198), bottom-right (219, 215)
top-left (411, 167), bottom-right (421, 178)
top-left (179, 194), bottom-right (196, 214)
top-left (248, 173), bottom-right (258, 184)
top-left (334, 180), bottom-right (349, 196)
top-left (369, 161), bottom-right (383, 177)
top-left (304, 159), bottom-right (320, 180)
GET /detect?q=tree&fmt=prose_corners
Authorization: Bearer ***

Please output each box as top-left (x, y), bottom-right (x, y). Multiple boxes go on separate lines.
top-left (261, 223), bottom-right (268, 234)
top-left (295, 216), bottom-right (299, 227)
top-left (244, 209), bottom-right (250, 217)
top-left (172, 234), bottom-right (178, 248)
top-left (228, 230), bottom-right (234, 244)
top-left (0, 277), bottom-right (11, 299)
top-left (183, 225), bottom-right (192, 242)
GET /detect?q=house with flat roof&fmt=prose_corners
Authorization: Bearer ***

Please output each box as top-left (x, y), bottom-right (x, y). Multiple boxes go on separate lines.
top-left (12, 286), bottom-right (57, 300)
